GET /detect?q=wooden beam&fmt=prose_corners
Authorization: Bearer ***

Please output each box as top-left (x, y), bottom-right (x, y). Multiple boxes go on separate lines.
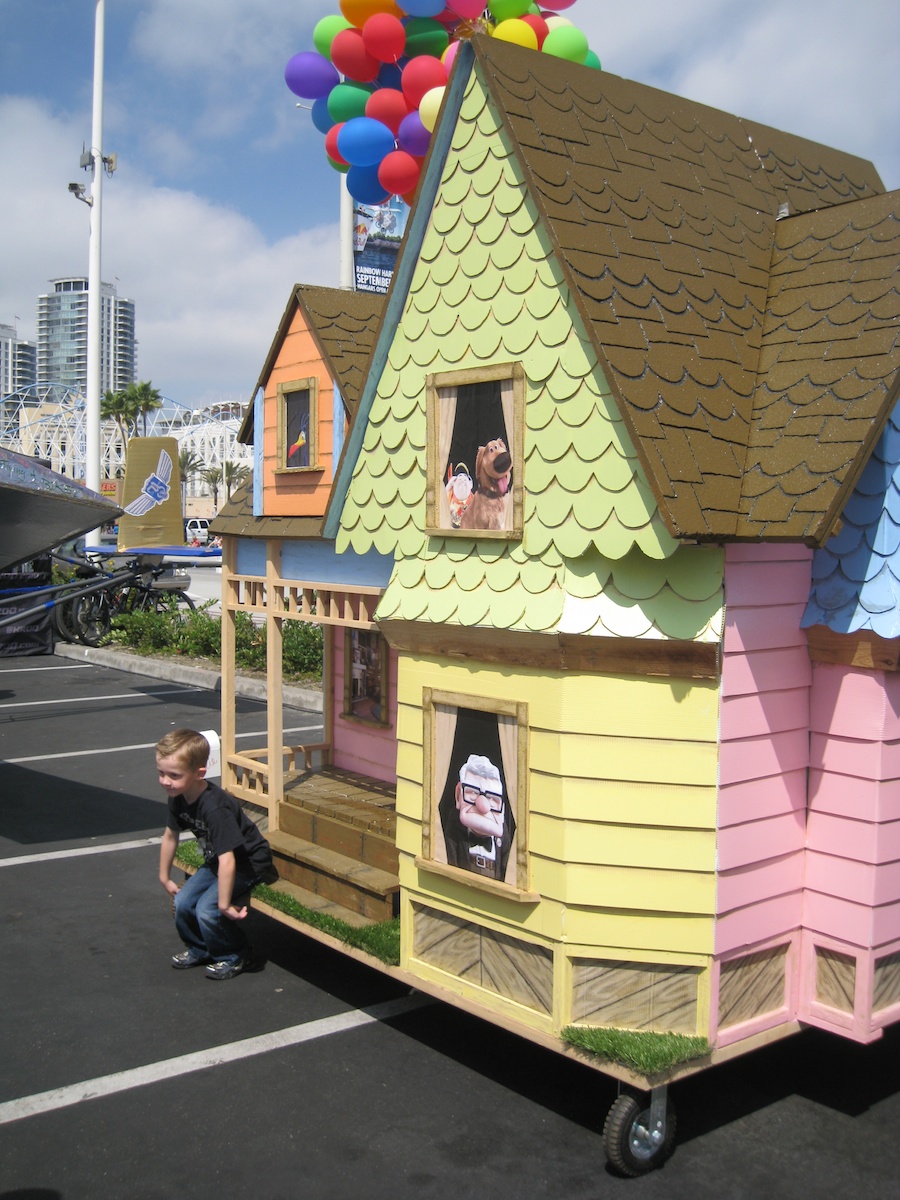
top-left (805, 625), bottom-right (900, 672)
top-left (379, 621), bottom-right (719, 680)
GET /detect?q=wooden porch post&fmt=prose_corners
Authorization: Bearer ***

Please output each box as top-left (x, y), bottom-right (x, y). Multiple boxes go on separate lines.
top-left (266, 536), bottom-right (284, 827)
top-left (220, 535), bottom-right (237, 792)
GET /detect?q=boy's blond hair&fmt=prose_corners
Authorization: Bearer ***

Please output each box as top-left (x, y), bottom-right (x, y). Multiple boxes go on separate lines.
top-left (155, 729), bottom-right (210, 771)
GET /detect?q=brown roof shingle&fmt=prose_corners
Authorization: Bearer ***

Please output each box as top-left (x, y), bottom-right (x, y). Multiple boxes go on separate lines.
top-left (473, 37), bottom-right (898, 544)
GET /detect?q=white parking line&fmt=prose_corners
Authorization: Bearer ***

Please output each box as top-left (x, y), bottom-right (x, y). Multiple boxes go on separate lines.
top-left (0, 687), bottom-right (196, 711)
top-left (0, 995), bottom-right (429, 1126)
top-left (0, 836), bottom-right (167, 867)
top-left (0, 663), bottom-right (93, 673)
top-left (3, 724), bottom-right (321, 765)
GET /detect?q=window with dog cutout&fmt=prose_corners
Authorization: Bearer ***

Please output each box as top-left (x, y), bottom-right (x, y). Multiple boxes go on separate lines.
top-left (276, 377), bottom-right (319, 473)
top-left (425, 363), bottom-right (524, 539)
top-left (417, 688), bottom-right (534, 901)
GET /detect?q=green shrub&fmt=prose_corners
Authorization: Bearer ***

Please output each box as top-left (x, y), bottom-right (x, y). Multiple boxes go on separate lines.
top-left (106, 604), bottom-right (322, 681)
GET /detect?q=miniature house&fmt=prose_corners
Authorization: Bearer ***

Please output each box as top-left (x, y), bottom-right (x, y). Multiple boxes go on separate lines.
top-left (213, 37), bottom-right (900, 1055)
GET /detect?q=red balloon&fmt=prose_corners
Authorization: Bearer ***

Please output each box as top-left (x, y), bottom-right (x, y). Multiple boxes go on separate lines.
top-left (378, 149), bottom-right (422, 196)
top-left (324, 122), bottom-right (349, 165)
top-left (365, 87), bottom-right (411, 135)
top-left (521, 14), bottom-right (549, 46)
top-left (362, 13), bottom-right (406, 63)
top-left (330, 28), bottom-right (381, 82)
top-left (401, 56), bottom-right (447, 109)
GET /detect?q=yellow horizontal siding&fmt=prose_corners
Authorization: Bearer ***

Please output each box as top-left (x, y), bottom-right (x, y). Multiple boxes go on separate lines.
top-left (529, 813), bottom-right (716, 872)
top-left (561, 908), bottom-right (715, 955)
top-left (394, 739), bottom-right (423, 788)
top-left (531, 857), bottom-right (715, 912)
top-left (530, 772), bottom-right (717, 827)
top-left (531, 728), bottom-right (718, 785)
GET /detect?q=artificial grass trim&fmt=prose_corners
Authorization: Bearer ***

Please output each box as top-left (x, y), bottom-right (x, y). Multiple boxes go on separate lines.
top-left (174, 841), bottom-right (400, 966)
top-left (562, 1025), bottom-right (710, 1076)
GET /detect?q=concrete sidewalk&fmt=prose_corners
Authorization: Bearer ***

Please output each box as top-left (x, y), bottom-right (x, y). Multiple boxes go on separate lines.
top-left (54, 640), bottom-right (323, 712)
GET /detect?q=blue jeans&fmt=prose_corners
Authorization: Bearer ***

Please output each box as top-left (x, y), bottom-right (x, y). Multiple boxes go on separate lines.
top-left (173, 865), bottom-right (257, 965)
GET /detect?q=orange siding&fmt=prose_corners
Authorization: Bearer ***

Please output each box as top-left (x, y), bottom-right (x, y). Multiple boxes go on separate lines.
top-left (261, 306), bottom-right (340, 518)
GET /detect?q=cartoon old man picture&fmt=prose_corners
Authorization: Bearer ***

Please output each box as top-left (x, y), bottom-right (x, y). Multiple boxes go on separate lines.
top-left (441, 753), bottom-right (516, 882)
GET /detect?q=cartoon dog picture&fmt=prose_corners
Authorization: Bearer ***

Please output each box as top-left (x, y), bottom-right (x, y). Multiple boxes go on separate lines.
top-left (458, 438), bottom-right (512, 531)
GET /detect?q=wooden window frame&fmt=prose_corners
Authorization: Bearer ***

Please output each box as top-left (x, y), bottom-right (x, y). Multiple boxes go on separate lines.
top-left (340, 627), bottom-right (390, 727)
top-left (275, 377), bottom-right (320, 474)
top-left (425, 362), bottom-right (525, 540)
top-left (417, 687), bottom-right (535, 902)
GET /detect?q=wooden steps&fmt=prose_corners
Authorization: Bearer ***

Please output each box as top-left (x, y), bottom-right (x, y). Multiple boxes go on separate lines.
top-left (268, 828), bottom-right (399, 924)
top-left (264, 877), bottom-right (374, 930)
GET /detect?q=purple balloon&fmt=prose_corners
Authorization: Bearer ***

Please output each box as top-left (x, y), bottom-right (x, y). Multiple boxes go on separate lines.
top-left (346, 163), bottom-right (390, 205)
top-left (337, 117), bottom-right (396, 167)
top-left (398, 110), bottom-right (431, 157)
top-left (285, 51), bottom-right (339, 100)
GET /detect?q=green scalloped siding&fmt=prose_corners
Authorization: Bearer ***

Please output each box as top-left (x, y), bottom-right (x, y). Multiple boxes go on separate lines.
top-left (338, 65), bottom-right (723, 639)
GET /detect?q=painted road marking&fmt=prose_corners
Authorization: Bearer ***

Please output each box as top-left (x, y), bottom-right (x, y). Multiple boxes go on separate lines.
top-left (0, 995), bottom-right (430, 1126)
top-left (3, 723), bottom-right (322, 766)
top-left (0, 687), bottom-right (200, 711)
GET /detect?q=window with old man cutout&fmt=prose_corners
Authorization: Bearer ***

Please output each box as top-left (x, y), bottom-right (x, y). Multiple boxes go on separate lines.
top-left (427, 365), bottom-right (523, 538)
top-left (429, 699), bottom-right (526, 890)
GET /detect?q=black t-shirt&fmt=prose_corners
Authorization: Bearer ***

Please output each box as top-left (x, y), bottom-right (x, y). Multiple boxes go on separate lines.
top-left (166, 780), bottom-right (272, 879)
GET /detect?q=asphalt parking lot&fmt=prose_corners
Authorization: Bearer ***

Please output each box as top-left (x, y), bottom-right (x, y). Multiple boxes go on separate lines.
top-left (1, 652), bottom-right (899, 1200)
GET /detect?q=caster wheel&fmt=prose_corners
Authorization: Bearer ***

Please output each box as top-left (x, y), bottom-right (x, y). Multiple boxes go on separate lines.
top-left (602, 1091), bottom-right (676, 1176)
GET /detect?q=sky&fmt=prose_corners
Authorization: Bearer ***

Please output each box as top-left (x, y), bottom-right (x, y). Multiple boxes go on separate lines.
top-left (1, 0), bottom-right (898, 410)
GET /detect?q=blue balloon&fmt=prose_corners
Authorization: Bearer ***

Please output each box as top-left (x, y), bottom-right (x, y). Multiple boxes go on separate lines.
top-left (337, 116), bottom-right (396, 167)
top-left (311, 97), bottom-right (335, 135)
top-left (376, 61), bottom-right (404, 90)
top-left (346, 164), bottom-right (390, 205)
top-left (401, 0), bottom-right (446, 15)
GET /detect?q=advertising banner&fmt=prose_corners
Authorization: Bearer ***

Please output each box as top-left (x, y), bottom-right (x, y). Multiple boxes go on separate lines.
top-left (352, 197), bottom-right (410, 295)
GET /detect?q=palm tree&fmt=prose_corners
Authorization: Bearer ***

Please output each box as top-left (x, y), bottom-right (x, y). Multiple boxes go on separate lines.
top-left (100, 388), bottom-right (139, 451)
top-left (126, 380), bottom-right (163, 436)
top-left (178, 447), bottom-right (204, 510)
top-left (223, 459), bottom-right (250, 501)
top-left (201, 465), bottom-right (223, 511)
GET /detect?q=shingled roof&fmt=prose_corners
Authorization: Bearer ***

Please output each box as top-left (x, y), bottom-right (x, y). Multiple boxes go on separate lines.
top-left (238, 284), bottom-right (384, 443)
top-left (471, 37), bottom-right (900, 545)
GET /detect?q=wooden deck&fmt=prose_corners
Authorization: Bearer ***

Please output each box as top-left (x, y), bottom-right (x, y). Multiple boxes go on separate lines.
top-left (281, 765), bottom-right (397, 840)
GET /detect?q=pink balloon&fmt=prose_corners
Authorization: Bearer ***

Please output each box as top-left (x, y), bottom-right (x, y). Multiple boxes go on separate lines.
top-left (447, 1), bottom-right (486, 18)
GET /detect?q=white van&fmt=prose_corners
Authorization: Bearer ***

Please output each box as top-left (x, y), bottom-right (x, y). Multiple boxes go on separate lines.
top-left (184, 518), bottom-right (210, 545)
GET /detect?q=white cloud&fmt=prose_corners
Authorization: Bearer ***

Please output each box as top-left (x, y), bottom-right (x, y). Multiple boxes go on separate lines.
top-left (0, 95), bottom-right (340, 407)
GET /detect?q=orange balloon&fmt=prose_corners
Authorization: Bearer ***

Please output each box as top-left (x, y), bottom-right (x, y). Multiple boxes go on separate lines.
top-left (340, 0), bottom-right (404, 30)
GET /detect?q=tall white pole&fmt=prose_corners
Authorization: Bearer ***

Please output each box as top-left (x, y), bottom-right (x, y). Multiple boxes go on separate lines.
top-left (340, 175), bottom-right (354, 290)
top-left (85, 0), bottom-right (105, 493)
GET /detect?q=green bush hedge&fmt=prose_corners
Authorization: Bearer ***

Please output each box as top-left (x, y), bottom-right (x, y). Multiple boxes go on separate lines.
top-left (107, 604), bottom-right (323, 681)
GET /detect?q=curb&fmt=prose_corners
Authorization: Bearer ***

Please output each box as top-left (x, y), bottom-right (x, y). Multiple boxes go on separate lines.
top-left (54, 641), bottom-right (323, 712)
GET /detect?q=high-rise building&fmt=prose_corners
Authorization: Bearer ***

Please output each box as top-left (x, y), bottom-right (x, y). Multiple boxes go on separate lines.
top-left (0, 324), bottom-right (37, 398)
top-left (36, 277), bottom-right (136, 394)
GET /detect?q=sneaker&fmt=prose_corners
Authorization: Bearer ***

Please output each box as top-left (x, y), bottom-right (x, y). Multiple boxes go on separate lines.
top-left (171, 950), bottom-right (210, 970)
top-left (204, 958), bottom-right (245, 981)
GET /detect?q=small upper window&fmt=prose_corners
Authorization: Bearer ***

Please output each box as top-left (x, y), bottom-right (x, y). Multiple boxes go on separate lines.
top-left (426, 363), bottom-right (524, 539)
top-left (277, 378), bottom-right (319, 472)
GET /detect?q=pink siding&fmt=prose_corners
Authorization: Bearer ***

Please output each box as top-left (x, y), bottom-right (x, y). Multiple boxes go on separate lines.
top-left (805, 663), bottom-right (900, 955)
top-left (330, 636), bottom-right (398, 785)
top-left (716, 545), bottom-right (813, 957)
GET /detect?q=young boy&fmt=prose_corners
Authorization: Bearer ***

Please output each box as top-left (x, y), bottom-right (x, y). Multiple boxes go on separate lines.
top-left (156, 728), bottom-right (274, 980)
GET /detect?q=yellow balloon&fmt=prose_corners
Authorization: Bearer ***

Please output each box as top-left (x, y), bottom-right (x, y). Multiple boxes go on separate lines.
top-left (491, 19), bottom-right (538, 50)
top-left (419, 86), bottom-right (446, 133)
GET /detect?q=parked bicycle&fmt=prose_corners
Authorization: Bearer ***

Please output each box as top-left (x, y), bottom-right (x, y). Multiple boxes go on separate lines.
top-left (50, 551), bottom-right (195, 647)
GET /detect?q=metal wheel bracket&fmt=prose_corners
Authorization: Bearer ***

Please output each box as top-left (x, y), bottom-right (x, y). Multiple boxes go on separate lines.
top-left (649, 1085), bottom-right (669, 1146)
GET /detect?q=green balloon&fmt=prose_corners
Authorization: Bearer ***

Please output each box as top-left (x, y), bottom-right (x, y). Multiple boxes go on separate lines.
top-left (327, 155), bottom-right (350, 174)
top-left (489, 0), bottom-right (531, 21)
top-left (327, 81), bottom-right (373, 123)
top-left (404, 17), bottom-right (449, 59)
top-left (542, 25), bottom-right (589, 64)
top-left (584, 49), bottom-right (602, 70)
top-left (313, 14), bottom-right (353, 60)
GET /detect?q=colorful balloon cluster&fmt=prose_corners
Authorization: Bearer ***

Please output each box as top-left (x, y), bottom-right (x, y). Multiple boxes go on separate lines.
top-left (285, 1), bottom-right (597, 206)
